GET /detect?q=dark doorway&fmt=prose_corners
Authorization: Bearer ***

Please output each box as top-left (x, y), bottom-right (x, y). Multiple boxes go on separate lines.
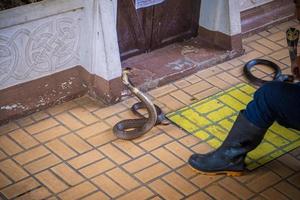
top-left (117, 0), bottom-right (201, 60)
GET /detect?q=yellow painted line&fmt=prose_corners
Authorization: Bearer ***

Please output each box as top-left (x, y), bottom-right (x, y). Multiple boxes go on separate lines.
top-left (169, 115), bottom-right (198, 132)
top-left (167, 83), bottom-right (300, 170)
top-left (207, 107), bottom-right (236, 122)
top-left (230, 115), bottom-right (238, 121)
top-left (194, 130), bottom-right (210, 141)
top-left (239, 84), bottom-right (256, 95)
top-left (228, 89), bottom-right (252, 105)
top-left (247, 142), bottom-right (275, 160)
top-left (283, 140), bottom-right (300, 152)
top-left (219, 119), bottom-right (234, 131)
top-left (257, 156), bottom-right (273, 166)
top-left (205, 125), bottom-right (228, 140)
top-left (264, 131), bottom-right (290, 147)
top-left (270, 150), bottom-right (285, 158)
top-left (207, 138), bottom-right (222, 149)
top-left (194, 99), bottom-right (223, 114)
top-left (270, 123), bottom-right (299, 141)
top-left (244, 157), bottom-right (253, 165)
top-left (181, 110), bottom-right (211, 127)
top-left (218, 95), bottom-right (246, 111)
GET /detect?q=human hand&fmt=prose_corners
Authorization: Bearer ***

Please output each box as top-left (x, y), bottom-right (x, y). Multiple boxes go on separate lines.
top-left (292, 56), bottom-right (300, 79)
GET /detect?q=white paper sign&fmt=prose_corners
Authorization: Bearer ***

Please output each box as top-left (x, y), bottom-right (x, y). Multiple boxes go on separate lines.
top-left (135, 0), bottom-right (165, 9)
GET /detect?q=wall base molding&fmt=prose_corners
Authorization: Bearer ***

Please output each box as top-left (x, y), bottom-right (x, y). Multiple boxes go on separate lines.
top-left (0, 66), bottom-right (122, 125)
top-left (241, 0), bottom-right (295, 36)
top-left (198, 26), bottom-right (243, 51)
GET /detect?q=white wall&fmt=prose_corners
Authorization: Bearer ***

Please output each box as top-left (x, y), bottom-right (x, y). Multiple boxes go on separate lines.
top-left (91, 0), bottom-right (122, 81)
top-left (0, 0), bottom-right (121, 90)
top-left (199, 0), bottom-right (241, 36)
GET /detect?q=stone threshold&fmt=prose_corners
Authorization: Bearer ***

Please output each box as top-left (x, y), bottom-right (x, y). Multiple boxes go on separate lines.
top-left (122, 34), bottom-right (244, 92)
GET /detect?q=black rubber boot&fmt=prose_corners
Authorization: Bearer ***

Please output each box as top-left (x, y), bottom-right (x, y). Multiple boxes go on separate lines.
top-left (188, 111), bottom-right (267, 176)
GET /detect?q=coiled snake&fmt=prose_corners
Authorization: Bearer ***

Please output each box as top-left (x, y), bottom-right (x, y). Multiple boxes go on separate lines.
top-left (243, 28), bottom-right (298, 86)
top-left (113, 68), bottom-right (167, 140)
top-left (243, 59), bottom-right (294, 86)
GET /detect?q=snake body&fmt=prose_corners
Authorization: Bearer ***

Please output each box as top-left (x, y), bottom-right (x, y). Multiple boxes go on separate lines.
top-left (243, 59), bottom-right (294, 86)
top-left (113, 69), bottom-right (158, 140)
top-left (244, 28), bottom-right (298, 86)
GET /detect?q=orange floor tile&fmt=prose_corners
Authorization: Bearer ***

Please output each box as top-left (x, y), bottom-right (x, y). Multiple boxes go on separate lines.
top-left (0, 20), bottom-right (300, 200)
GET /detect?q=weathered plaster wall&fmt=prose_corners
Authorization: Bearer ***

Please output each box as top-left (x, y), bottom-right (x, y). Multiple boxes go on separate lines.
top-left (199, 0), bottom-right (241, 36)
top-left (0, 0), bottom-right (121, 90)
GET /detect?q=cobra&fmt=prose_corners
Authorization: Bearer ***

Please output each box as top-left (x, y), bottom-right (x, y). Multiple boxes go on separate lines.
top-left (243, 27), bottom-right (298, 86)
top-left (113, 68), bottom-right (159, 140)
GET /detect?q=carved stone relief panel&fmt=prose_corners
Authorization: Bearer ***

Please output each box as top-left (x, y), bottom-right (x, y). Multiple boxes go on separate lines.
top-left (239, 0), bottom-right (273, 12)
top-left (0, 10), bottom-right (81, 90)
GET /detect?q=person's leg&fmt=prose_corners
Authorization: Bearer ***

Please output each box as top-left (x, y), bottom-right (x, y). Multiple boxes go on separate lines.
top-left (244, 81), bottom-right (300, 130)
top-left (189, 82), bottom-right (300, 176)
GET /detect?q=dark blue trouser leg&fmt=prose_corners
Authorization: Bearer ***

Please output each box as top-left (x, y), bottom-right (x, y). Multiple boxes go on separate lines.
top-left (243, 81), bottom-right (300, 130)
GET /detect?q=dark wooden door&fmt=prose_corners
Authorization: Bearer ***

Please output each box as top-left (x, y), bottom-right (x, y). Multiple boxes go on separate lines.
top-left (117, 0), bottom-right (152, 60)
top-left (151, 0), bottom-right (201, 49)
top-left (117, 0), bottom-right (201, 60)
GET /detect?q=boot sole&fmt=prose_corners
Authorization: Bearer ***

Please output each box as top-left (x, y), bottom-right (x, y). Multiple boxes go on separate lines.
top-left (190, 166), bottom-right (243, 177)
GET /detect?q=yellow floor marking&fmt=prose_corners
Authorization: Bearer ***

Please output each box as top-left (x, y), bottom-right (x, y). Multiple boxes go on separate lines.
top-left (270, 150), bottom-right (285, 158)
top-left (167, 83), bottom-right (300, 170)
top-left (219, 119), bottom-right (234, 131)
top-left (239, 84), bottom-right (257, 94)
top-left (194, 130), bottom-right (210, 140)
top-left (244, 157), bottom-right (253, 165)
top-left (207, 138), bottom-right (222, 149)
top-left (205, 126), bottom-right (227, 140)
top-left (218, 95), bottom-right (246, 111)
top-left (194, 99), bottom-right (223, 114)
top-left (270, 123), bottom-right (299, 141)
top-left (228, 89), bottom-right (252, 105)
top-left (247, 142), bottom-right (275, 160)
top-left (169, 115), bottom-right (198, 132)
top-left (284, 140), bottom-right (300, 151)
top-left (207, 107), bottom-right (236, 122)
top-left (181, 110), bottom-right (211, 127)
top-left (264, 131), bottom-right (289, 147)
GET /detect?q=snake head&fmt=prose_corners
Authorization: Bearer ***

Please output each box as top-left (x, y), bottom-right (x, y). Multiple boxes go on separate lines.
top-left (287, 28), bottom-right (300, 45)
top-left (287, 28), bottom-right (300, 61)
top-left (122, 67), bottom-right (133, 86)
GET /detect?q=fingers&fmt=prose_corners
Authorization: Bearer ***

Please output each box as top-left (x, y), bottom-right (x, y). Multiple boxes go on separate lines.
top-left (295, 57), bottom-right (300, 79)
top-left (291, 64), bottom-right (299, 78)
top-left (293, 67), bottom-right (300, 79)
top-left (291, 64), bottom-right (300, 79)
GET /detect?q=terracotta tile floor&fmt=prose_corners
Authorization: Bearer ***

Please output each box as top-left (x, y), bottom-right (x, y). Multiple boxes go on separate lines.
top-left (1, 20), bottom-right (300, 200)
